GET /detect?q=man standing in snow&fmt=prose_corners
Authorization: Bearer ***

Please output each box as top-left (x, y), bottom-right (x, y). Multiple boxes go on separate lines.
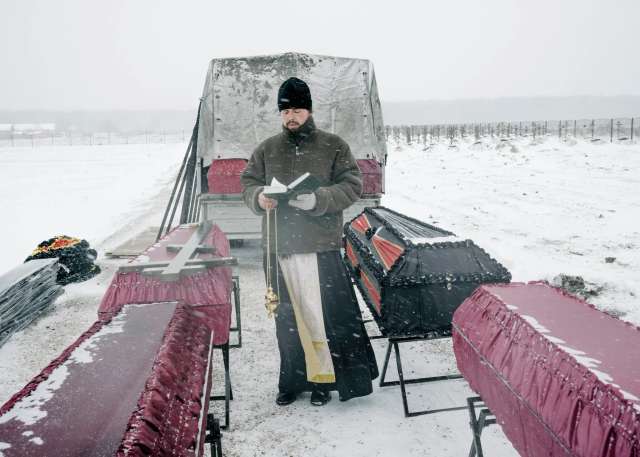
top-left (241, 77), bottom-right (378, 406)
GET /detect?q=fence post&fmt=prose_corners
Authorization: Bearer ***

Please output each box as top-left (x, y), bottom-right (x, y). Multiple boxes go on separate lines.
top-left (573, 120), bottom-right (576, 138)
top-left (610, 119), bottom-right (613, 142)
top-left (632, 118), bottom-right (635, 141)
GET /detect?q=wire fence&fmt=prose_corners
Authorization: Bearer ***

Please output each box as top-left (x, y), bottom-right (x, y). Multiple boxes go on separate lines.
top-left (2, 117), bottom-right (638, 148)
top-left (385, 117), bottom-right (639, 144)
top-left (0, 130), bottom-right (188, 148)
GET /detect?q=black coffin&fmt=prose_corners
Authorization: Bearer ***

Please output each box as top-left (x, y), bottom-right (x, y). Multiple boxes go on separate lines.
top-left (343, 207), bottom-right (511, 337)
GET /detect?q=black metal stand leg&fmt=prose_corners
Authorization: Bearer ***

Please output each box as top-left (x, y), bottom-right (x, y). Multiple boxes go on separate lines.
top-left (230, 276), bottom-right (242, 348)
top-left (467, 396), bottom-right (496, 457)
top-left (211, 344), bottom-right (233, 430)
top-left (221, 344), bottom-right (233, 401)
top-left (392, 341), bottom-right (411, 417)
top-left (378, 336), bottom-right (467, 417)
top-left (379, 340), bottom-right (393, 387)
top-left (205, 413), bottom-right (222, 457)
top-left (222, 344), bottom-right (232, 429)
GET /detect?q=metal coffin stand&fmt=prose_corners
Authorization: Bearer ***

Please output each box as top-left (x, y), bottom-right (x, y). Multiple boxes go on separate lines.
top-left (466, 396), bottom-right (497, 457)
top-left (377, 330), bottom-right (466, 417)
top-left (208, 265), bottom-right (241, 432)
top-left (229, 275), bottom-right (242, 348)
top-left (210, 339), bottom-right (234, 430)
top-left (344, 207), bottom-right (511, 417)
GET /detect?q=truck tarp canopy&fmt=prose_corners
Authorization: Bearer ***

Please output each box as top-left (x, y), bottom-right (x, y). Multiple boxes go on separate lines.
top-left (197, 52), bottom-right (387, 165)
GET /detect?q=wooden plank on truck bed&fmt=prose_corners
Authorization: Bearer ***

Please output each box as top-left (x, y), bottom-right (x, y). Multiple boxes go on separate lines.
top-left (106, 226), bottom-right (160, 258)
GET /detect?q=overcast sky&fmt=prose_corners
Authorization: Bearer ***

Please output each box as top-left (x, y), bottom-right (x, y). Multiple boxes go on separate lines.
top-left (1, 0), bottom-right (639, 110)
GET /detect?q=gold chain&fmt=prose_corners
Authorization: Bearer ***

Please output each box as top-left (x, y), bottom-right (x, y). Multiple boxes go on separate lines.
top-left (265, 207), bottom-right (279, 318)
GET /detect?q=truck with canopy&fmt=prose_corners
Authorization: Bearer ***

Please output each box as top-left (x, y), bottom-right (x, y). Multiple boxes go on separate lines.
top-left (158, 52), bottom-right (387, 241)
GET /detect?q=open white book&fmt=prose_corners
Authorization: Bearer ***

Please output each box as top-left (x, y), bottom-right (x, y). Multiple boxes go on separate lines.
top-left (262, 173), bottom-right (321, 200)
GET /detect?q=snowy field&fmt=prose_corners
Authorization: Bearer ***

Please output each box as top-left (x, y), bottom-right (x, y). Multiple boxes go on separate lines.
top-left (384, 136), bottom-right (640, 323)
top-left (0, 143), bottom-right (187, 276)
top-left (0, 137), bottom-right (639, 456)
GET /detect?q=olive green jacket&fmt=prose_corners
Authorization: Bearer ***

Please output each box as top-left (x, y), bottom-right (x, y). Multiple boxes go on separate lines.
top-left (241, 117), bottom-right (362, 254)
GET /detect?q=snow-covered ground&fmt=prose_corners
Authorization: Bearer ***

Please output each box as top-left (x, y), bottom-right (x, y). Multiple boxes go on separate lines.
top-left (0, 143), bottom-right (186, 407)
top-left (384, 136), bottom-right (640, 323)
top-left (0, 143), bottom-right (186, 276)
top-left (0, 137), bottom-right (639, 456)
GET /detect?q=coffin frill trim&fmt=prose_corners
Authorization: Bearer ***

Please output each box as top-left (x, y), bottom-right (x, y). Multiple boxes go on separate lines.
top-left (452, 283), bottom-right (640, 457)
top-left (117, 305), bottom-right (213, 457)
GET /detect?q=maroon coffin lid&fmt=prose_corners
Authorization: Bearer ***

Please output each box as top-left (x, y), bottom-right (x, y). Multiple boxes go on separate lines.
top-left (0, 302), bottom-right (214, 457)
top-left (98, 224), bottom-right (233, 346)
top-left (0, 302), bottom-right (177, 456)
top-left (453, 282), bottom-right (640, 457)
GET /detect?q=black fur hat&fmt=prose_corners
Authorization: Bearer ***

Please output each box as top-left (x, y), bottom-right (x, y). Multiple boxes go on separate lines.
top-left (277, 77), bottom-right (312, 112)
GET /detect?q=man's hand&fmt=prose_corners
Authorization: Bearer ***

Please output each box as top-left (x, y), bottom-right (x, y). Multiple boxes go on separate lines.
top-left (288, 193), bottom-right (317, 211)
top-left (258, 192), bottom-right (278, 210)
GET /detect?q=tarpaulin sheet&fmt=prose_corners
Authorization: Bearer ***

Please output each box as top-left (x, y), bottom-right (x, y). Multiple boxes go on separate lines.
top-left (452, 282), bottom-right (640, 457)
top-left (0, 302), bottom-right (178, 456)
top-left (196, 52), bottom-right (387, 165)
top-left (99, 224), bottom-right (232, 346)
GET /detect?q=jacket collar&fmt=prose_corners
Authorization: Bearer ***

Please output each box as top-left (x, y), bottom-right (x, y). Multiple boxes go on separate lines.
top-left (283, 116), bottom-right (316, 145)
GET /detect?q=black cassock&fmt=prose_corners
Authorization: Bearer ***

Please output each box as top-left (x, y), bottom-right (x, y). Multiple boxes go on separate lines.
top-left (265, 250), bottom-right (378, 401)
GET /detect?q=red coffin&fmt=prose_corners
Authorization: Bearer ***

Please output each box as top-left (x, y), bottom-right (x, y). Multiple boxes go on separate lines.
top-left (99, 224), bottom-right (233, 346)
top-left (357, 159), bottom-right (383, 196)
top-left (0, 302), bottom-right (214, 457)
top-left (452, 282), bottom-right (640, 457)
top-left (207, 159), bottom-right (247, 194)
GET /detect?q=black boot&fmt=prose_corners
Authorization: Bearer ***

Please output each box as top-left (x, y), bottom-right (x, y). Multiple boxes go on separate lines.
top-left (276, 391), bottom-right (297, 406)
top-left (310, 388), bottom-right (332, 406)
